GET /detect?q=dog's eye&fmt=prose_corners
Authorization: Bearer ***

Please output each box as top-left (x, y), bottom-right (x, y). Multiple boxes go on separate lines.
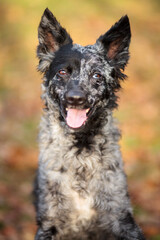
top-left (92, 73), bottom-right (102, 79)
top-left (58, 69), bottom-right (67, 76)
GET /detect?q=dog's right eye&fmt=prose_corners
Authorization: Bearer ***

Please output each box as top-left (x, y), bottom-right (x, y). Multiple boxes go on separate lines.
top-left (58, 69), bottom-right (67, 76)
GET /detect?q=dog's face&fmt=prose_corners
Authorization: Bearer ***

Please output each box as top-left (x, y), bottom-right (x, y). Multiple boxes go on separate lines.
top-left (37, 9), bottom-right (131, 131)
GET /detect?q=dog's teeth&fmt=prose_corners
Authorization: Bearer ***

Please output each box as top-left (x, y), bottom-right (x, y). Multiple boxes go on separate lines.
top-left (86, 109), bottom-right (90, 113)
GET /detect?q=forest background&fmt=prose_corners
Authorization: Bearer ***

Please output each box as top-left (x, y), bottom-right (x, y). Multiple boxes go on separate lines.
top-left (0, 0), bottom-right (160, 239)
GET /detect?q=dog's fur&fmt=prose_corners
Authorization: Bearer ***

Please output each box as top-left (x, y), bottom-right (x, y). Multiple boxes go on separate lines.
top-left (34, 8), bottom-right (146, 240)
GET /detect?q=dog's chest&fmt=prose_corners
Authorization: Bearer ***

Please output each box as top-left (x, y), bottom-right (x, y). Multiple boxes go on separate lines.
top-left (47, 166), bottom-right (97, 230)
top-left (44, 137), bottom-right (104, 231)
top-left (69, 187), bottom-right (96, 226)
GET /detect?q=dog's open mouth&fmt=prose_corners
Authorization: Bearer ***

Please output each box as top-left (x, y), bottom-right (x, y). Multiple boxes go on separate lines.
top-left (65, 108), bottom-right (90, 129)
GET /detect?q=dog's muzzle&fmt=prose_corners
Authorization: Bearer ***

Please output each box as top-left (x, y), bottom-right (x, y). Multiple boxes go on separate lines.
top-left (65, 89), bottom-right (86, 106)
top-left (63, 89), bottom-right (90, 129)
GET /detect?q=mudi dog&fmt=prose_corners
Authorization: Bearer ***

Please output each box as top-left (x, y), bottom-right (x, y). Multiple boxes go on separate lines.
top-left (34, 8), bottom-right (146, 240)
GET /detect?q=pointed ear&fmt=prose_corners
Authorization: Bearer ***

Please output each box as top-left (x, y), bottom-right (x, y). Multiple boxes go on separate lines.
top-left (37, 8), bottom-right (73, 72)
top-left (96, 15), bottom-right (131, 70)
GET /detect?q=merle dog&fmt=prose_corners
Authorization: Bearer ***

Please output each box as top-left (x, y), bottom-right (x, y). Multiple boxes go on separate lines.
top-left (34, 8), bottom-right (146, 240)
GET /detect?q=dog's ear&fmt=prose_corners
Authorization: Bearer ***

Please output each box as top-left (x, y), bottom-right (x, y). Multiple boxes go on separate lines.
top-left (96, 15), bottom-right (131, 70)
top-left (37, 8), bottom-right (72, 72)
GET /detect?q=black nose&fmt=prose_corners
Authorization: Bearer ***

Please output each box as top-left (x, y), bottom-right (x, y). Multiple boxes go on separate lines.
top-left (65, 90), bottom-right (86, 105)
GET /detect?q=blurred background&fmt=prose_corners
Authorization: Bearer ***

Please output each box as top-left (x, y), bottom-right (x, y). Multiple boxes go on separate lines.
top-left (0, 0), bottom-right (160, 239)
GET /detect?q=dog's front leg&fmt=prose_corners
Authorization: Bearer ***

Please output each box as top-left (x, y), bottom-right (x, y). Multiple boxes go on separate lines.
top-left (113, 212), bottom-right (146, 240)
top-left (35, 228), bottom-right (55, 240)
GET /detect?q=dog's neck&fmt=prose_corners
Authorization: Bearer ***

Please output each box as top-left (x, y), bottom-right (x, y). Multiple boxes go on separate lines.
top-left (40, 106), bottom-right (120, 155)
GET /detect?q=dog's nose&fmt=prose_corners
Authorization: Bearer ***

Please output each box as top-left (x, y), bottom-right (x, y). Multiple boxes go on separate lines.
top-left (65, 90), bottom-right (86, 105)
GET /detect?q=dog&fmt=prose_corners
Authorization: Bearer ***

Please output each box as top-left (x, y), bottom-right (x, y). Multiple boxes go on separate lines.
top-left (34, 8), bottom-right (146, 240)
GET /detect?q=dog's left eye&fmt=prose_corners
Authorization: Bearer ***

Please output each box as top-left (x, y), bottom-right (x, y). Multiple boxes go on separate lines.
top-left (92, 73), bottom-right (102, 79)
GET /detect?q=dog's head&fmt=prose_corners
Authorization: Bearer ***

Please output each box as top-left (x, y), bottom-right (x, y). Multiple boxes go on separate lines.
top-left (37, 8), bottom-right (131, 131)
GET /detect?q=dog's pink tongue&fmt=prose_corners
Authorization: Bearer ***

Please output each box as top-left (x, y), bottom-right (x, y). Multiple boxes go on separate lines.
top-left (66, 109), bottom-right (87, 128)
